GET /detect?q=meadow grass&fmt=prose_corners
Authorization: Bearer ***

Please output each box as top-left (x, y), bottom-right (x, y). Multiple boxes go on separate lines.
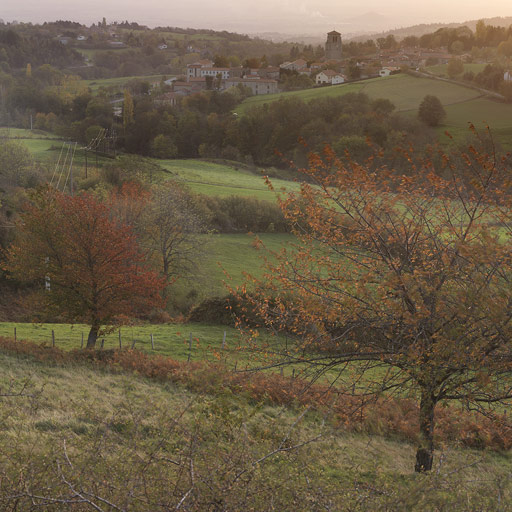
top-left (235, 73), bottom-right (512, 148)
top-left (0, 349), bottom-right (510, 510)
top-left (0, 127), bottom-right (59, 139)
top-left (234, 81), bottom-right (365, 115)
top-left (81, 74), bottom-right (172, 92)
top-left (0, 321), bottom-right (241, 360)
top-left (425, 62), bottom-right (488, 77)
top-left (158, 158), bottom-right (300, 200)
top-left (359, 74), bottom-right (480, 111)
top-left (235, 74), bottom-right (481, 115)
top-left (440, 97), bottom-right (512, 149)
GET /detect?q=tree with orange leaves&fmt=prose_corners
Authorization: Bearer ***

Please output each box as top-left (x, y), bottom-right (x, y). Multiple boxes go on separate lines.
top-left (4, 189), bottom-right (164, 348)
top-left (242, 140), bottom-right (512, 472)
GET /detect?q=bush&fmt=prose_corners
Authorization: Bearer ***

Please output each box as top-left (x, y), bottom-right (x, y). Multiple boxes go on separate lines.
top-left (418, 95), bottom-right (446, 127)
top-left (201, 195), bottom-right (289, 233)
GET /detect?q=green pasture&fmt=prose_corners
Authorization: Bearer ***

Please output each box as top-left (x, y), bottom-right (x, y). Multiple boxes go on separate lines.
top-left (236, 74), bottom-right (482, 115)
top-left (0, 319), bottom-right (301, 375)
top-left (359, 74), bottom-right (480, 111)
top-left (198, 233), bottom-right (293, 297)
top-left (82, 74), bottom-right (171, 92)
top-left (0, 128), bottom-right (66, 163)
top-left (3, 128), bottom-right (299, 200)
top-left (158, 159), bottom-right (300, 200)
top-left (439, 97), bottom-right (512, 149)
top-left (0, 129), bottom-right (113, 168)
top-left (235, 81), bottom-right (365, 115)
top-left (235, 73), bottom-right (512, 149)
top-left (0, 127), bottom-right (59, 140)
top-left (0, 321), bottom-right (241, 360)
top-left (425, 62), bottom-right (487, 77)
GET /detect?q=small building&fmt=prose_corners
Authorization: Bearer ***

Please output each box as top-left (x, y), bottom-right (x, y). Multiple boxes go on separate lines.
top-left (505, 71), bottom-right (512, 82)
top-left (200, 67), bottom-right (231, 80)
top-left (316, 69), bottom-right (346, 85)
top-left (225, 77), bottom-right (278, 95)
top-left (186, 60), bottom-right (215, 80)
top-left (379, 66), bottom-right (400, 77)
top-left (257, 66), bottom-right (280, 79)
top-left (280, 59), bottom-right (308, 72)
top-left (155, 92), bottom-right (181, 107)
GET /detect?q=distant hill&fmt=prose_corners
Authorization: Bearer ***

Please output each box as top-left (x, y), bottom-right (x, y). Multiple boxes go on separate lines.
top-left (350, 16), bottom-right (512, 42)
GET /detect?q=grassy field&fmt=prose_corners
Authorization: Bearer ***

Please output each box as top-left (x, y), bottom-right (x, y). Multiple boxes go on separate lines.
top-left (236, 73), bottom-right (512, 148)
top-left (234, 81), bottom-right (365, 115)
top-left (3, 129), bottom-right (297, 200)
top-left (1, 127), bottom-right (115, 169)
top-left (440, 97), bottom-right (512, 148)
top-left (235, 74), bottom-right (482, 115)
top-left (0, 231), bottom-right (294, 356)
top-left (81, 74), bottom-right (172, 92)
top-left (425, 62), bottom-right (488, 77)
top-left (0, 349), bottom-right (509, 509)
top-left (0, 127), bottom-right (60, 139)
top-left (0, 321), bottom-right (240, 360)
top-left (158, 159), bottom-right (299, 200)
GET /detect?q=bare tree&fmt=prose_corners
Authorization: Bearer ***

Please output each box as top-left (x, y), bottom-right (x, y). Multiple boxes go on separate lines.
top-left (146, 183), bottom-right (206, 299)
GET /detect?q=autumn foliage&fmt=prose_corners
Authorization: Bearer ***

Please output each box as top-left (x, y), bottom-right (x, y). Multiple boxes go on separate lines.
top-left (238, 139), bottom-right (512, 471)
top-left (4, 189), bottom-right (164, 347)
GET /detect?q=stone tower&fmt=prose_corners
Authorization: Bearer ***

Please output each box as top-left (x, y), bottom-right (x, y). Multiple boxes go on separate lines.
top-left (325, 30), bottom-right (342, 60)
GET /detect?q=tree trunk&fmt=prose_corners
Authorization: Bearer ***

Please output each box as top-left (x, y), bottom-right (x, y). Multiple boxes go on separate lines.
top-left (86, 324), bottom-right (99, 349)
top-left (415, 388), bottom-right (436, 472)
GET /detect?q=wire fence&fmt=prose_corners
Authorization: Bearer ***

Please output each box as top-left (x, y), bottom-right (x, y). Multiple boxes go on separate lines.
top-left (4, 324), bottom-right (233, 363)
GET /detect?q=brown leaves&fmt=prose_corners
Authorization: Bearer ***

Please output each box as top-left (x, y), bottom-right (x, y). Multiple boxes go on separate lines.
top-left (4, 188), bottom-right (164, 332)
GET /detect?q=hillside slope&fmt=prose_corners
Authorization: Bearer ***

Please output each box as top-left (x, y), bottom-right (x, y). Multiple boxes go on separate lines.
top-left (0, 348), bottom-right (511, 510)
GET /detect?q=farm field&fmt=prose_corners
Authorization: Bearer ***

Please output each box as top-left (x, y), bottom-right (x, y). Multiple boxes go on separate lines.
top-left (0, 231), bottom-right (294, 353)
top-left (440, 97), bottom-right (512, 148)
top-left (425, 62), bottom-right (488, 76)
top-left (159, 159), bottom-right (299, 200)
top-left (236, 73), bottom-right (512, 147)
top-left (0, 321), bottom-right (241, 360)
top-left (0, 127), bottom-right (60, 140)
top-left (236, 74), bottom-right (480, 115)
top-left (81, 74), bottom-right (171, 91)
top-left (234, 81), bottom-right (365, 115)
top-left (198, 232), bottom-right (292, 295)
top-left (4, 129), bottom-right (296, 200)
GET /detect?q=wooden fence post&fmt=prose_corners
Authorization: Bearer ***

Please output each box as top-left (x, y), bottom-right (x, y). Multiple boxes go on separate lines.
top-left (81, 332), bottom-right (84, 349)
top-left (150, 333), bottom-right (154, 350)
top-left (14, 327), bottom-right (16, 342)
top-left (52, 330), bottom-right (55, 347)
top-left (119, 330), bottom-right (122, 349)
top-left (100, 339), bottom-right (104, 349)
top-left (188, 333), bottom-right (192, 362)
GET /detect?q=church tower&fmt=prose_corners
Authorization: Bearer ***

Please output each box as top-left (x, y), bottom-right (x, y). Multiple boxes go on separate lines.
top-left (325, 30), bottom-right (342, 60)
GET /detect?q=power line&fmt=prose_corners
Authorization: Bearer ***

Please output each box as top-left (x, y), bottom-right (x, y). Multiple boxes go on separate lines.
top-left (49, 142), bottom-right (66, 187)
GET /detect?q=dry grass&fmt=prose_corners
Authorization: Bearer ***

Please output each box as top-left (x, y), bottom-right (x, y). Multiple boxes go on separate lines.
top-left (0, 339), bottom-right (511, 510)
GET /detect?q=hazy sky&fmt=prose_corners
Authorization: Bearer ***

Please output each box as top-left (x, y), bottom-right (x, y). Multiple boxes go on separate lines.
top-left (2, 0), bottom-right (512, 35)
